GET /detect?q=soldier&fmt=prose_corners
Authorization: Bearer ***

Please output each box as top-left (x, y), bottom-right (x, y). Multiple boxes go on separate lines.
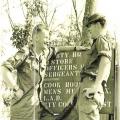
top-left (56, 13), bottom-right (114, 120)
top-left (77, 13), bottom-right (113, 120)
top-left (0, 24), bottom-right (76, 120)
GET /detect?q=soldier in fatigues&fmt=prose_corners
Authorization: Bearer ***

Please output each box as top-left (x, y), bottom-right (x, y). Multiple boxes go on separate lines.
top-left (1, 24), bottom-right (76, 120)
top-left (76, 14), bottom-right (113, 120)
top-left (56, 13), bottom-right (114, 120)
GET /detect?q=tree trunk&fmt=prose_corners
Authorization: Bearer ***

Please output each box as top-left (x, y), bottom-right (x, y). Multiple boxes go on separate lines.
top-left (81, 0), bottom-right (97, 46)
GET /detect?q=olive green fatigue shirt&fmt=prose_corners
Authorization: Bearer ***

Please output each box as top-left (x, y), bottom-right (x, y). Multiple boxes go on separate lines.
top-left (80, 35), bottom-right (112, 82)
top-left (2, 46), bottom-right (55, 120)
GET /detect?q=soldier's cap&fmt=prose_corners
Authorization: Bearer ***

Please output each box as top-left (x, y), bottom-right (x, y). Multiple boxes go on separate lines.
top-left (86, 13), bottom-right (106, 27)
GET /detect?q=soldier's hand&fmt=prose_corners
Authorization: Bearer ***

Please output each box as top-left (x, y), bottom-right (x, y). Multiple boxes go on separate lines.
top-left (83, 85), bottom-right (103, 99)
top-left (83, 87), bottom-right (96, 99)
top-left (14, 88), bottom-right (24, 99)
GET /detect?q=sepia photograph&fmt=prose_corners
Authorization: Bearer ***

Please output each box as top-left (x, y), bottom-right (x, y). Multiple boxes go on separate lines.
top-left (0, 0), bottom-right (120, 120)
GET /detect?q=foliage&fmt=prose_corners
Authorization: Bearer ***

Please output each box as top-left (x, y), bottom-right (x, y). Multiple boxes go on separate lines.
top-left (68, 15), bottom-right (82, 45)
top-left (10, 0), bottom-right (83, 48)
top-left (10, 0), bottom-right (33, 49)
top-left (49, 0), bottom-right (83, 46)
top-left (10, 0), bottom-right (50, 49)
top-left (10, 25), bottom-right (29, 49)
top-left (24, 0), bottom-right (49, 25)
top-left (50, 15), bottom-right (82, 46)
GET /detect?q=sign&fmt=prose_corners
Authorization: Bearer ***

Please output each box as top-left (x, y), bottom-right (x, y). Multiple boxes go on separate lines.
top-left (41, 50), bottom-right (114, 115)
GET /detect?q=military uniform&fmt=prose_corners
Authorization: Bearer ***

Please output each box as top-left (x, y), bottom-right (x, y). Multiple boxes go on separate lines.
top-left (0, 80), bottom-right (12, 120)
top-left (77, 35), bottom-right (112, 120)
top-left (2, 46), bottom-right (56, 120)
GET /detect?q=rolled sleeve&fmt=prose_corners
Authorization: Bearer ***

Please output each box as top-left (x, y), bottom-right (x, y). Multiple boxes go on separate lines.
top-left (96, 36), bottom-right (112, 61)
top-left (2, 49), bottom-right (28, 71)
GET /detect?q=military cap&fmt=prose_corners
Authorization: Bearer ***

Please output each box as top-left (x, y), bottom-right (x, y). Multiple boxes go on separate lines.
top-left (86, 13), bottom-right (106, 27)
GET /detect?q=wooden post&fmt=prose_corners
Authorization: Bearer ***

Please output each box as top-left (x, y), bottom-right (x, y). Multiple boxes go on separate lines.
top-left (114, 42), bottom-right (120, 120)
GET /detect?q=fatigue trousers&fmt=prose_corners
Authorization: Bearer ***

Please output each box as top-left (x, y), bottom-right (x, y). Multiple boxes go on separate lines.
top-left (76, 77), bottom-right (104, 120)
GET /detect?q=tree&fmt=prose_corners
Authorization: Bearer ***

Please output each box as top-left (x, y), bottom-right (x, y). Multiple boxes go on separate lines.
top-left (81, 0), bottom-right (97, 46)
top-left (9, 0), bottom-right (58, 49)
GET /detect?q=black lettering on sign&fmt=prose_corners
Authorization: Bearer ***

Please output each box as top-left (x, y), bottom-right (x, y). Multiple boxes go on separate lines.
top-left (41, 51), bottom-right (114, 114)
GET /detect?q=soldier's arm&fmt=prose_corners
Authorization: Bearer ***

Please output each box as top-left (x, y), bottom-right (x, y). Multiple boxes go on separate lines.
top-left (83, 37), bottom-right (112, 97)
top-left (47, 46), bottom-right (89, 61)
top-left (0, 66), bottom-right (19, 90)
top-left (55, 46), bottom-right (89, 53)
top-left (94, 56), bottom-right (111, 87)
top-left (1, 49), bottom-right (29, 90)
top-left (95, 36), bottom-right (112, 86)
top-left (83, 55), bottom-right (111, 98)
